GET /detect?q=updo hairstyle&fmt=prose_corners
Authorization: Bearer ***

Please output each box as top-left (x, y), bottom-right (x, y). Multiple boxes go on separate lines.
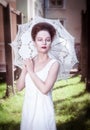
top-left (31, 22), bottom-right (56, 42)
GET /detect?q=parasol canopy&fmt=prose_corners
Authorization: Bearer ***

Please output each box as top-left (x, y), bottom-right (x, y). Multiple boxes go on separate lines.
top-left (10, 16), bottom-right (78, 80)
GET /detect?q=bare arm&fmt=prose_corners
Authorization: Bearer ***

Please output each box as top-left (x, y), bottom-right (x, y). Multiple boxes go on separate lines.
top-left (16, 66), bottom-right (27, 91)
top-left (25, 59), bottom-right (60, 94)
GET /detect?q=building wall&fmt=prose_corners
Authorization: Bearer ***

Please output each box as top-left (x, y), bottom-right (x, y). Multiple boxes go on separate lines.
top-left (16, 0), bottom-right (44, 23)
top-left (0, 0), bottom-right (17, 65)
top-left (45, 0), bottom-right (86, 43)
top-left (0, 5), bottom-right (5, 64)
top-left (34, 0), bottom-right (44, 17)
top-left (5, 0), bottom-right (16, 8)
top-left (16, 0), bottom-right (28, 22)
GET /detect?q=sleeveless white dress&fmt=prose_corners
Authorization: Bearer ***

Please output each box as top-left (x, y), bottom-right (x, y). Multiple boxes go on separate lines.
top-left (20, 59), bottom-right (57, 130)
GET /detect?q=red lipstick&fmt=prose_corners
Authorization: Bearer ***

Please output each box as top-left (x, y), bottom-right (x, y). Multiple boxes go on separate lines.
top-left (42, 46), bottom-right (47, 49)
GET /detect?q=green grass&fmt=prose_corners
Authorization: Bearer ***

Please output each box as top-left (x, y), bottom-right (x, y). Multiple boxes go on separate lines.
top-left (0, 75), bottom-right (90, 130)
top-left (53, 75), bottom-right (90, 130)
top-left (0, 83), bottom-right (24, 130)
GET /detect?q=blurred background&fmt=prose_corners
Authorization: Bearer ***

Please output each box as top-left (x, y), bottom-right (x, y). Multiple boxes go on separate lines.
top-left (0, 0), bottom-right (90, 130)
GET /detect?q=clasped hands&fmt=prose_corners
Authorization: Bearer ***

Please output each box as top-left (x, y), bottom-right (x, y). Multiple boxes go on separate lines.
top-left (23, 58), bottom-right (34, 74)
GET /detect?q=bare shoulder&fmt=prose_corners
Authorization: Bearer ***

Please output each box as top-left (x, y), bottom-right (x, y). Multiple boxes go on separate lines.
top-left (47, 59), bottom-right (60, 82)
top-left (50, 59), bottom-right (60, 72)
top-left (52, 59), bottom-right (60, 67)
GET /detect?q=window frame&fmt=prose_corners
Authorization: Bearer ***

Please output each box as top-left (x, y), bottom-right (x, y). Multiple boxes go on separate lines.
top-left (49, 0), bottom-right (66, 8)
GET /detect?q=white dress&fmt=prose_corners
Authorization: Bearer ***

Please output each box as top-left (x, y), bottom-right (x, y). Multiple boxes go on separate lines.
top-left (20, 59), bottom-right (57, 130)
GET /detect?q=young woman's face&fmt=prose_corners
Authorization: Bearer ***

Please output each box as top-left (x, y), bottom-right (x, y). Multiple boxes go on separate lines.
top-left (35, 30), bottom-right (52, 53)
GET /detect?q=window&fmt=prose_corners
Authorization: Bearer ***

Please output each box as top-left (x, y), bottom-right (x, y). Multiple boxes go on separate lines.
top-left (49, 0), bottom-right (64, 8)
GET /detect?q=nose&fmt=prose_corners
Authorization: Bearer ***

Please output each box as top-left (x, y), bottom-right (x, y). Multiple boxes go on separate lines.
top-left (42, 40), bottom-right (47, 45)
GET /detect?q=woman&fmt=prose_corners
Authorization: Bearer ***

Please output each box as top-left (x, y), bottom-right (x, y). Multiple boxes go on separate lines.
top-left (17, 22), bottom-right (60, 130)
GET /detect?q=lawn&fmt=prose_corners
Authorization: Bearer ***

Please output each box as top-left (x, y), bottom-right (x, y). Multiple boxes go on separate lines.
top-left (0, 75), bottom-right (90, 130)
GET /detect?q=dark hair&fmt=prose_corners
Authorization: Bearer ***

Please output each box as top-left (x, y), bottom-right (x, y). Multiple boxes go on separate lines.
top-left (31, 22), bottom-right (56, 42)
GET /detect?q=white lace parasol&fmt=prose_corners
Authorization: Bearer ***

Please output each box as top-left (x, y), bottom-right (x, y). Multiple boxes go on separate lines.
top-left (10, 16), bottom-right (78, 80)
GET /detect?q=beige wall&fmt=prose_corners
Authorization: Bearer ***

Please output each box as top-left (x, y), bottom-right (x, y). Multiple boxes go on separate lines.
top-left (16, 0), bottom-right (28, 22)
top-left (28, 0), bottom-right (44, 21)
top-left (45, 0), bottom-right (86, 43)
top-left (16, 0), bottom-right (86, 43)
top-left (16, 0), bottom-right (44, 23)
top-left (7, 0), bottom-right (86, 43)
top-left (34, 0), bottom-right (44, 17)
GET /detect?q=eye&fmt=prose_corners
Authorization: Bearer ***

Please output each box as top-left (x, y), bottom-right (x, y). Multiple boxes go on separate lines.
top-left (46, 39), bottom-right (51, 42)
top-left (37, 38), bottom-right (42, 41)
top-left (46, 38), bottom-right (51, 43)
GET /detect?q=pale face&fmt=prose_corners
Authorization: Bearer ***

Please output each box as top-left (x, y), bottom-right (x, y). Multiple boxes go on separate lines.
top-left (34, 30), bottom-right (51, 54)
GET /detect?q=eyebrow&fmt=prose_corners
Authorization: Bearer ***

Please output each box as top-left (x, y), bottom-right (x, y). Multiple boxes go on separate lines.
top-left (37, 37), bottom-right (51, 39)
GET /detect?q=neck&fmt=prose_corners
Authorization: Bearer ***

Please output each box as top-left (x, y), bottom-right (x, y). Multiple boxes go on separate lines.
top-left (36, 54), bottom-right (49, 62)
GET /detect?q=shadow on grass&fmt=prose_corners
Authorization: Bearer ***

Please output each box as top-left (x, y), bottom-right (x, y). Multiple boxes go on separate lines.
top-left (53, 81), bottom-right (81, 91)
top-left (0, 122), bottom-right (20, 130)
top-left (54, 90), bottom-right (87, 107)
top-left (56, 118), bottom-right (85, 130)
top-left (0, 107), bottom-right (90, 130)
top-left (57, 110), bottom-right (90, 130)
top-left (56, 105), bottom-right (90, 130)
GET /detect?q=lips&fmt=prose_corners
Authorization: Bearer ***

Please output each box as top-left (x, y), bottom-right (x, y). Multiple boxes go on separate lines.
top-left (41, 46), bottom-right (47, 49)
